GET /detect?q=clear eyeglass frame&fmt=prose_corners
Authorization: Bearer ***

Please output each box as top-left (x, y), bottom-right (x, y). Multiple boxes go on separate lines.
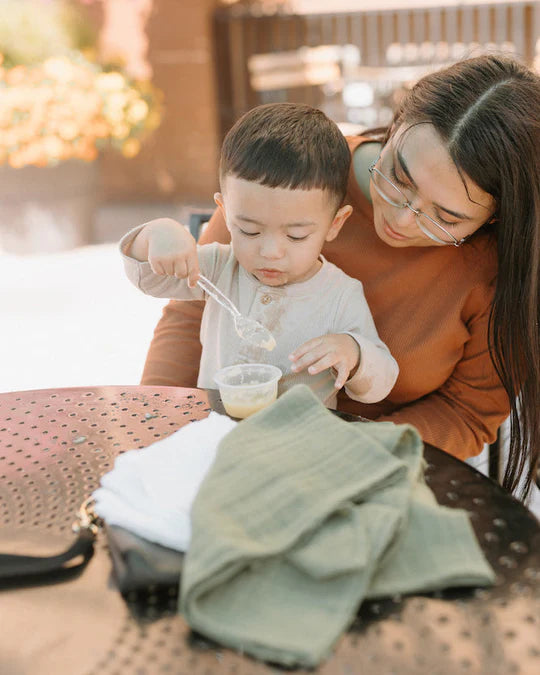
top-left (368, 157), bottom-right (469, 247)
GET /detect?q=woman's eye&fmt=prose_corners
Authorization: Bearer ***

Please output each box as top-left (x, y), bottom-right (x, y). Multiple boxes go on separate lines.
top-left (239, 228), bottom-right (259, 237)
top-left (390, 165), bottom-right (409, 189)
top-left (287, 234), bottom-right (308, 242)
top-left (437, 216), bottom-right (460, 228)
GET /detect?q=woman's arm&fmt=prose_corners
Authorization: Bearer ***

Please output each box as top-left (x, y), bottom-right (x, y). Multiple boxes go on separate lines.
top-left (375, 286), bottom-right (510, 460)
top-left (140, 208), bottom-right (231, 387)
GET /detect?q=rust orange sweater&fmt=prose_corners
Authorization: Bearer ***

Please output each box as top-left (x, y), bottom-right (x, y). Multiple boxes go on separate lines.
top-left (141, 137), bottom-right (509, 459)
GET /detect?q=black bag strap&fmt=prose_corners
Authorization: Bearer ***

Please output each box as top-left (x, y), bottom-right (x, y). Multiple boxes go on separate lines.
top-left (0, 498), bottom-right (99, 589)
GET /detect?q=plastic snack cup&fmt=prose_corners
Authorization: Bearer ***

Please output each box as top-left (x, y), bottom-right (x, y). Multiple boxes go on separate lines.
top-left (214, 363), bottom-right (282, 419)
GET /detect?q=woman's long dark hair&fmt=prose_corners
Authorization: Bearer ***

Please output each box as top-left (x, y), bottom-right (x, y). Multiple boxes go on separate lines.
top-left (387, 54), bottom-right (540, 498)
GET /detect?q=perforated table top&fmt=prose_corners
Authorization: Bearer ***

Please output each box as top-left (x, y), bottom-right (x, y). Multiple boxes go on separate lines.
top-left (0, 386), bottom-right (538, 675)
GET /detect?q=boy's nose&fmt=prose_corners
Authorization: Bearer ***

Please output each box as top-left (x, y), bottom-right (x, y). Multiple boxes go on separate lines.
top-left (259, 237), bottom-right (283, 259)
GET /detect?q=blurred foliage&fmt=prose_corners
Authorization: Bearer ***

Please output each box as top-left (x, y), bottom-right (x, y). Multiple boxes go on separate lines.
top-left (0, 0), bottom-right (162, 168)
top-left (0, 0), bottom-right (97, 68)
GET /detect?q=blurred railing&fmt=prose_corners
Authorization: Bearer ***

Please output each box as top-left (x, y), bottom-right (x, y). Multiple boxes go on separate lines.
top-left (213, 1), bottom-right (540, 135)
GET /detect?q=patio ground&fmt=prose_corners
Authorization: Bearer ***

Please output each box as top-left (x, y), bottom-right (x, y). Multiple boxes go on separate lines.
top-left (1, 201), bottom-right (215, 393)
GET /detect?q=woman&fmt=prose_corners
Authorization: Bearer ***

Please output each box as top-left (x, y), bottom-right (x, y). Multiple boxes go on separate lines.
top-left (140, 54), bottom-right (540, 499)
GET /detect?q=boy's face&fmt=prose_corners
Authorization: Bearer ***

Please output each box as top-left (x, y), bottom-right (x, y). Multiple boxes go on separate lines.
top-left (215, 175), bottom-right (352, 287)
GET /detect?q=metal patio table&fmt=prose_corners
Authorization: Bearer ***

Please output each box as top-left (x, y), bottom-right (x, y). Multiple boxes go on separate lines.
top-left (0, 385), bottom-right (538, 675)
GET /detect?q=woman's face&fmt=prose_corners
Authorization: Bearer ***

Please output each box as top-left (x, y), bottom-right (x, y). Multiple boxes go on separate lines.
top-left (369, 123), bottom-right (495, 248)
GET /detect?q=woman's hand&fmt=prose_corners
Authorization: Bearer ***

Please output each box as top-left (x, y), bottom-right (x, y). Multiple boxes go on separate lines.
top-left (129, 218), bottom-right (200, 287)
top-left (289, 334), bottom-right (360, 390)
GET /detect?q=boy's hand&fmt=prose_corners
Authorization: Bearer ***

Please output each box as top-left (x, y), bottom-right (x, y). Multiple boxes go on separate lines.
top-left (128, 218), bottom-right (200, 287)
top-left (289, 334), bottom-right (360, 390)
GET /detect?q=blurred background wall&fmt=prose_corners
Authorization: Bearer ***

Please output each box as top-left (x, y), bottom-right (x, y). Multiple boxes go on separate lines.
top-left (1, 0), bottom-right (538, 247)
top-left (96, 0), bottom-right (539, 206)
top-left (95, 0), bottom-right (221, 204)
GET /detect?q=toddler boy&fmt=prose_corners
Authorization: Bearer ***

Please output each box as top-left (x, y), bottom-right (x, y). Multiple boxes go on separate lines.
top-left (120, 103), bottom-right (398, 408)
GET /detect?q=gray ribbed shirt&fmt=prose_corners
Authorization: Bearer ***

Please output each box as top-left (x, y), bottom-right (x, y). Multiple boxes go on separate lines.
top-left (121, 229), bottom-right (398, 407)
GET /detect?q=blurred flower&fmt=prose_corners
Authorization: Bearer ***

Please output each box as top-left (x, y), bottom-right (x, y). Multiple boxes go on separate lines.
top-left (0, 52), bottom-right (162, 168)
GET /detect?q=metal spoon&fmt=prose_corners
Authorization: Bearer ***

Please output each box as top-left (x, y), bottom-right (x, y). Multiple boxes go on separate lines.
top-left (197, 274), bottom-right (276, 351)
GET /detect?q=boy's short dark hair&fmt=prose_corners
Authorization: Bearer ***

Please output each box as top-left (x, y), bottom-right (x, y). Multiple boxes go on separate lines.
top-left (220, 103), bottom-right (351, 206)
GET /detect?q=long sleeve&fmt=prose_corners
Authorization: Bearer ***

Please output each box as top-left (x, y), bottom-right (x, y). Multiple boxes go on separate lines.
top-left (140, 209), bottom-right (230, 387)
top-left (345, 333), bottom-right (399, 404)
top-left (120, 226), bottom-right (203, 300)
top-left (375, 284), bottom-right (510, 459)
top-left (331, 279), bottom-right (398, 404)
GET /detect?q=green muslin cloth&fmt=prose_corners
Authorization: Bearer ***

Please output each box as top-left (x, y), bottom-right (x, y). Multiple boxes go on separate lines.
top-left (180, 385), bottom-right (494, 668)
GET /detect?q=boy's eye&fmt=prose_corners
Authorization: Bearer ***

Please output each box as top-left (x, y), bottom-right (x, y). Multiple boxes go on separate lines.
top-left (287, 234), bottom-right (309, 241)
top-left (239, 228), bottom-right (259, 237)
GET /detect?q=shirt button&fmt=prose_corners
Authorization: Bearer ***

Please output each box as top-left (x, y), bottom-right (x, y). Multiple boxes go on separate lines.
top-left (260, 294), bottom-right (272, 305)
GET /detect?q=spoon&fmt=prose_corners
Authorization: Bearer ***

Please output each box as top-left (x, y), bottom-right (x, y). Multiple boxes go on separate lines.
top-left (197, 274), bottom-right (276, 351)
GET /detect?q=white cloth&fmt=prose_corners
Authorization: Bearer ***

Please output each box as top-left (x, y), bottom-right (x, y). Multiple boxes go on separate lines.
top-left (92, 412), bottom-right (237, 551)
top-left (120, 228), bottom-right (399, 408)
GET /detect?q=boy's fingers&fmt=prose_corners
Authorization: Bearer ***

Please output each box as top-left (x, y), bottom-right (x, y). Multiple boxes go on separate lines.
top-left (150, 260), bottom-right (166, 276)
top-left (155, 256), bottom-right (182, 277)
top-left (186, 257), bottom-right (200, 288)
top-left (289, 337), bottom-right (323, 362)
top-left (333, 363), bottom-right (349, 390)
top-left (306, 353), bottom-right (336, 375)
top-left (172, 259), bottom-right (187, 279)
top-left (165, 261), bottom-right (177, 277)
top-left (290, 348), bottom-right (325, 372)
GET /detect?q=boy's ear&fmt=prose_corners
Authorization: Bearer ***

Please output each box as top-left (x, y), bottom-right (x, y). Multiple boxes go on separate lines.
top-left (214, 192), bottom-right (231, 231)
top-left (326, 205), bottom-right (353, 242)
top-left (214, 192), bottom-right (224, 210)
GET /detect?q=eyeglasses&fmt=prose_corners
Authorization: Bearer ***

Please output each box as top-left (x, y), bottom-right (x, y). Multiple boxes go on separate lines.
top-left (368, 155), bottom-right (469, 247)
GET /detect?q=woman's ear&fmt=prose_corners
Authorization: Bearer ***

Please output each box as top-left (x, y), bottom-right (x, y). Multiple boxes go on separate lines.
top-left (326, 205), bottom-right (353, 242)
